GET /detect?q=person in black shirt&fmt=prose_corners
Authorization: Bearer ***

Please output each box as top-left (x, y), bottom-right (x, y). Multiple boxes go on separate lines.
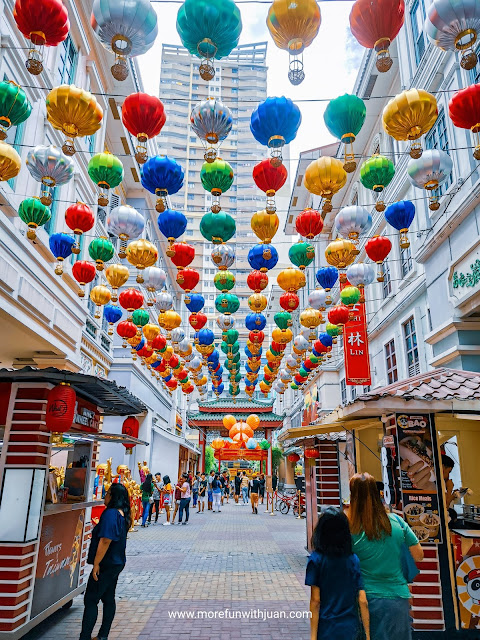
top-left (80, 483), bottom-right (131, 640)
top-left (249, 474), bottom-right (260, 514)
top-left (234, 471), bottom-right (241, 504)
top-left (258, 473), bottom-right (266, 504)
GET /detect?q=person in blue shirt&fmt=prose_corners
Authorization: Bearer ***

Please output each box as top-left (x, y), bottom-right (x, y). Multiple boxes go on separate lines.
top-left (79, 483), bottom-right (130, 640)
top-left (305, 507), bottom-right (370, 640)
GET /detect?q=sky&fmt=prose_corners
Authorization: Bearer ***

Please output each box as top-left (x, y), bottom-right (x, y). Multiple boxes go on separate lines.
top-left (138, 0), bottom-right (364, 163)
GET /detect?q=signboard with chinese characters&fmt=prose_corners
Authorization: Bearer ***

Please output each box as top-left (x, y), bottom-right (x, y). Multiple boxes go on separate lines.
top-left (341, 282), bottom-right (371, 386)
top-left (72, 398), bottom-right (100, 432)
top-left (395, 413), bottom-right (442, 544)
top-left (448, 239), bottom-right (480, 305)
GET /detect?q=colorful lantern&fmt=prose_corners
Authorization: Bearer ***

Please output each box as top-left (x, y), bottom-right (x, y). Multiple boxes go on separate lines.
top-left (107, 205), bottom-right (145, 261)
top-left (18, 197), bottom-right (51, 240)
top-left (247, 270), bottom-right (269, 292)
top-left (185, 293), bottom-right (205, 313)
top-left (49, 232), bottom-right (75, 275)
top-left (340, 286), bottom-right (361, 309)
top-left (122, 416), bottom-right (140, 450)
top-left (365, 235), bottom-right (392, 281)
top-left (326, 323), bottom-right (341, 343)
top-left (252, 160), bottom-right (288, 213)
top-left (105, 264), bottom-right (130, 301)
top-left (25, 144), bottom-right (74, 205)
top-left (0, 80), bottom-right (32, 140)
top-left (191, 97), bottom-right (232, 162)
top-left (384, 200), bottom-right (416, 248)
top-left (157, 208), bottom-right (187, 253)
top-left (121, 93), bottom-right (166, 163)
top-left (449, 84), bottom-right (480, 158)
top-left (14, 0), bottom-right (69, 75)
top-left (214, 270), bottom-right (235, 292)
top-left (250, 96), bottom-right (302, 166)
top-left (304, 156), bottom-right (347, 214)
top-left (170, 242), bottom-right (195, 271)
top-left (88, 237), bottom-right (115, 271)
top-left (248, 293), bottom-right (268, 312)
top-left (0, 141), bottom-right (21, 182)
top-left (295, 208), bottom-right (323, 239)
top-left (87, 152), bottom-right (124, 206)
top-left (251, 210), bottom-right (279, 245)
top-left (143, 267), bottom-right (167, 306)
top-left (280, 292), bottom-right (300, 311)
top-left (45, 384), bottom-right (76, 437)
top-left (316, 266), bottom-right (338, 304)
top-left (46, 85), bottom-right (103, 156)
top-left (157, 291), bottom-right (173, 314)
top-left (71, 260), bottom-right (96, 297)
top-left (287, 453), bottom-right (300, 463)
top-left (266, 0), bottom-right (321, 84)
top-left (141, 155), bottom-right (184, 212)
top-left (189, 312), bottom-right (207, 330)
top-left (308, 289), bottom-right (326, 311)
top-left (103, 304), bottom-right (123, 335)
top-left (176, 267), bottom-right (200, 293)
top-left (359, 154), bottom-right (395, 212)
top-left (288, 242), bottom-right (315, 270)
top-left (300, 308), bottom-right (322, 329)
top-left (383, 89), bottom-right (438, 158)
top-left (211, 244), bottom-right (235, 270)
top-left (407, 149), bottom-right (453, 210)
top-left (176, 0), bottom-right (242, 81)
top-left (324, 94), bottom-right (366, 172)
top-left (334, 206), bottom-right (372, 249)
top-left (90, 285), bottom-right (112, 318)
top-left (200, 158), bottom-right (234, 212)
top-left (327, 304), bottom-right (349, 327)
top-left (304, 447), bottom-right (319, 459)
top-left (132, 308), bottom-right (149, 329)
top-left (91, 0), bottom-right (157, 80)
top-left (248, 244), bottom-right (279, 272)
top-left (65, 202), bottom-right (95, 253)
top-left (119, 288), bottom-right (144, 313)
top-left (200, 211), bottom-right (236, 244)
top-left (346, 263), bottom-right (375, 303)
top-left (349, 0), bottom-right (405, 71)
top-left (325, 239), bottom-right (356, 270)
top-left (215, 293), bottom-right (240, 315)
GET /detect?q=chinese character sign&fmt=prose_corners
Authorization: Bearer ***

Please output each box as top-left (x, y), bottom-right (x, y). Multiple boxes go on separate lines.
top-left (341, 283), bottom-right (371, 386)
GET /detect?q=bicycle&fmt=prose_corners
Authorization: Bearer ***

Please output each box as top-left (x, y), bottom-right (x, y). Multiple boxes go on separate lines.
top-left (274, 488), bottom-right (296, 511)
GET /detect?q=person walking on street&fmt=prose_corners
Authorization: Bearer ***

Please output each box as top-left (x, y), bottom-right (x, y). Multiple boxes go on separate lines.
top-left (223, 472), bottom-right (230, 503)
top-left (234, 471), bottom-right (241, 504)
top-left (249, 473), bottom-right (260, 514)
top-left (258, 473), bottom-right (266, 504)
top-left (348, 472), bottom-right (424, 640)
top-left (140, 473), bottom-right (153, 527)
top-left (148, 472), bottom-right (163, 525)
top-left (240, 471), bottom-right (249, 504)
top-left (161, 476), bottom-right (172, 526)
top-left (172, 479), bottom-right (183, 523)
top-left (79, 484), bottom-right (130, 640)
top-left (207, 470), bottom-right (215, 510)
top-left (212, 473), bottom-right (222, 513)
top-left (220, 471), bottom-right (226, 506)
top-left (306, 507), bottom-right (370, 640)
top-left (192, 474), bottom-right (199, 509)
top-left (178, 473), bottom-right (191, 525)
top-left (197, 473), bottom-right (207, 513)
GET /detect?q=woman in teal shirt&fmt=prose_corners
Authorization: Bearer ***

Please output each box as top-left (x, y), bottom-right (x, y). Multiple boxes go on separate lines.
top-left (348, 473), bottom-right (424, 640)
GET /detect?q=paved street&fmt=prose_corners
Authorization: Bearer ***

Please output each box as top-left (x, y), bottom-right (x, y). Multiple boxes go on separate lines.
top-left (26, 500), bottom-right (311, 640)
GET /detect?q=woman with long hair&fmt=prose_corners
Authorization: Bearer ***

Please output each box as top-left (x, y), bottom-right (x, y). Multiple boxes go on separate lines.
top-left (348, 473), bottom-right (424, 640)
top-left (79, 483), bottom-right (130, 640)
top-left (140, 473), bottom-right (153, 527)
top-left (162, 475), bottom-right (172, 526)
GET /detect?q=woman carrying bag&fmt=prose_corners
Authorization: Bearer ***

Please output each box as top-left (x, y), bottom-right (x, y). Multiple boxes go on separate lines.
top-left (140, 473), bottom-right (153, 527)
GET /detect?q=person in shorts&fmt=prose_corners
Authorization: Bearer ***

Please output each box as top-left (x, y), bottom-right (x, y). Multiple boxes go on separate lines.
top-left (161, 475), bottom-right (172, 526)
top-left (207, 470), bottom-right (214, 510)
top-left (197, 473), bottom-right (207, 513)
top-left (172, 479), bottom-right (182, 524)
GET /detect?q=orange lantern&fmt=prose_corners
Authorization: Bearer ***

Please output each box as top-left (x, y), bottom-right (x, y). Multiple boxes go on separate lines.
top-left (246, 414), bottom-right (260, 430)
top-left (211, 438), bottom-right (225, 450)
top-left (223, 414), bottom-right (236, 429)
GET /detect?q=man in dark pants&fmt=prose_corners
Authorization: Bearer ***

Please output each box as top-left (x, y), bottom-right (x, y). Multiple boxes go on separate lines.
top-left (148, 472), bottom-right (162, 525)
top-left (234, 471), bottom-right (241, 504)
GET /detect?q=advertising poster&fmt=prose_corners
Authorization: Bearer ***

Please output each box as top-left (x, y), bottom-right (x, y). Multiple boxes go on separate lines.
top-left (395, 413), bottom-right (442, 544)
top-left (31, 510), bottom-right (85, 618)
top-left (452, 532), bottom-right (480, 629)
top-left (340, 281), bottom-right (371, 386)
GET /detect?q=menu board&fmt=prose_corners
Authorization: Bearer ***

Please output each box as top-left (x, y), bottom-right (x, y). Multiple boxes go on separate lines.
top-left (395, 413), bottom-right (442, 544)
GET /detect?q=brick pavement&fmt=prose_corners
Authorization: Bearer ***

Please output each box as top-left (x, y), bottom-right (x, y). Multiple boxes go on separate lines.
top-left (25, 500), bottom-right (311, 640)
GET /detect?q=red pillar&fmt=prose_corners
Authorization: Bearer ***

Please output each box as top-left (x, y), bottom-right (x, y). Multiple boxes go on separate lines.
top-left (266, 427), bottom-right (273, 476)
top-left (199, 431), bottom-right (205, 473)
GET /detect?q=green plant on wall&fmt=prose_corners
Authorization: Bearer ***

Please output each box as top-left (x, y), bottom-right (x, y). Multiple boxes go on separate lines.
top-left (205, 446), bottom-right (214, 474)
top-left (272, 446), bottom-right (283, 472)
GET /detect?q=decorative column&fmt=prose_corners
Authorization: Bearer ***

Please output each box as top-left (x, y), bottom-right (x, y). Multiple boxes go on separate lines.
top-left (198, 429), bottom-right (206, 473)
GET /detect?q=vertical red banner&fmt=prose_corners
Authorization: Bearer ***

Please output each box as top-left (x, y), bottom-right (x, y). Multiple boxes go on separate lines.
top-left (341, 282), bottom-right (371, 386)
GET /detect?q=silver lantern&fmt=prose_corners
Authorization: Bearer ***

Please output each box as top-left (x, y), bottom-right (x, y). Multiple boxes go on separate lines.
top-left (26, 145), bottom-right (74, 205)
top-left (426, 0), bottom-right (480, 69)
top-left (190, 97), bottom-right (233, 162)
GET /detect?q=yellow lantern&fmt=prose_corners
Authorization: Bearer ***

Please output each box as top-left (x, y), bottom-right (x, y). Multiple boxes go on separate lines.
top-left (143, 323), bottom-right (160, 342)
top-left (161, 310), bottom-right (181, 334)
top-left (0, 141), bottom-right (21, 181)
top-left (304, 156), bottom-right (347, 214)
top-left (128, 333), bottom-right (143, 348)
top-left (46, 85), bottom-right (103, 155)
top-left (325, 238), bottom-right (356, 269)
top-left (246, 341), bottom-right (262, 355)
top-left (248, 360), bottom-right (261, 372)
top-left (260, 381), bottom-right (271, 395)
top-left (163, 345), bottom-right (174, 361)
top-left (126, 239), bottom-right (158, 283)
top-left (105, 263), bottom-right (130, 301)
top-left (246, 414), bottom-right (260, 430)
top-left (248, 293), bottom-right (268, 312)
top-left (277, 268), bottom-right (306, 292)
top-left (266, 0), bottom-right (321, 84)
top-left (272, 327), bottom-right (293, 344)
top-left (251, 210), bottom-right (279, 243)
top-left (300, 308), bottom-right (322, 329)
top-left (223, 414), bottom-right (236, 429)
top-left (197, 344), bottom-right (215, 357)
top-left (382, 89), bottom-right (438, 158)
top-left (90, 284), bottom-right (111, 318)
top-left (195, 375), bottom-right (208, 387)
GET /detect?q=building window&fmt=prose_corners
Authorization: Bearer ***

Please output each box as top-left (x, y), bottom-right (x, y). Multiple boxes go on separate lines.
top-left (400, 245), bottom-right (413, 277)
top-left (363, 385), bottom-right (371, 394)
top-left (385, 339), bottom-right (398, 385)
top-left (340, 378), bottom-right (347, 405)
top-left (188, 193), bottom-right (195, 200)
top-left (403, 316), bottom-right (420, 376)
top-left (425, 111), bottom-right (452, 194)
top-left (410, 0), bottom-right (426, 64)
top-left (382, 259), bottom-right (392, 298)
top-left (56, 35), bottom-right (77, 85)
top-left (351, 386), bottom-right (357, 401)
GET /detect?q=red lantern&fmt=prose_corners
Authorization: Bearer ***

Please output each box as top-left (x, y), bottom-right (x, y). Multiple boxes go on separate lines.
top-left (327, 305), bottom-right (350, 327)
top-left (365, 235), bottom-right (392, 282)
top-left (14, 0), bottom-right (70, 75)
top-left (170, 242), bottom-right (195, 270)
top-left (119, 288), bottom-right (144, 312)
top-left (304, 358), bottom-right (319, 370)
top-left (295, 208), bottom-right (323, 239)
top-left (271, 341), bottom-right (287, 352)
top-left (117, 320), bottom-right (137, 341)
top-left (253, 159), bottom-right (288, 214)
top-left (349, 0), bottom-right (404, 72)
top-left (166, 379), bottom-right (178, 390)
top-left (65, 202), bottom-right (95, 234)
top-left (304, 447), bottom-right (319, 459)
top-left (137, 345), bottom-right (154, 359)
top-left (151, 334), bottom-right (167, 351)
top-left (287, 453), bottom-right (300, 463)
top-left (45, 384), bottom-right (76, 435)
top-left (174, 367), bottom-right (188, 380)
top-left (449, 84), bottom-right (480, 159)
top-left (189, 312), bottom-right (207, 330)
top-left (122, 415), bottom-right (139, 450)
top-left (121, 93), bottom-right (166, 163)
top-left (169, 354), bottom-right (180, 369)
top-left (249, 330), bottom-right (265, 344)
top-left (247, 270), bottom-right (269, 292)
top-left (294, 373), bottom-right (307, 384)
top-left (176, 268), bottom-right (199, 293)
top-left (182, 384), bottom-right (194, 394)
top-left (280, 292), bottom-right (299, 311)
top-left (71, 260), bottom-right (96, 297)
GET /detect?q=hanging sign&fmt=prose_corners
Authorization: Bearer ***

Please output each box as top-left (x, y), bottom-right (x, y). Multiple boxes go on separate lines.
top-left (341, 282), bottom-right (371, 386)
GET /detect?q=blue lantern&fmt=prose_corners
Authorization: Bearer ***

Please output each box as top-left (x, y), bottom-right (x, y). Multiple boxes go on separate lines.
top-left (164, 373), bottom-right (172, 383)
top-left (385, 200), bottom-right (415, 249)
top-left (245, 312), bottom-right (267, 331)
top-left (198, 328), bottom-right (214, 345)
top-left (185, 293), bottom-right (205, 313)
top-left (250, 96), bottom-right (301, 165)
top-left (49, 233), bottom-right (75, 274)
top-left (245, 346), bottom-right (262, 359)
top-left (207, 350), bottom-right (220, 366)
top-left (157, 208), bottom-right (187, 243)
top-left (152, 360), bottom-right (162, 369)
top-left (214, 383), bottom-right (225, 394)
top-left (103, 304), bottom-right (122, 328)
top-left (316, 266), bottom-right (338, 291)
top-left (141, 155), bottom-right (184, 212)
top-left (318, 333), bottom-right (333, 349)
top-left (248, 243), bottom-right (278, 272)
top-left (134, 338), bottom-right (146, 351)
top-left (246, 437), bottom-right (257, 450)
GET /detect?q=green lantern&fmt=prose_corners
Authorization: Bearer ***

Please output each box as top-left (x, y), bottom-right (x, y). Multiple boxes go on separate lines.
top-left (0, 80), bottom-right (32, 141)
top-left (291, 383), bottom-right (299, 390)
top-left (230, 372), bottom-right (241, 383)
top-left (309, 354), bottom-right (320, 365)
top-left (18, 197), bottom-right (51, 240)
top-left (326, 323), bottom-right (341, 339)
top-left (274, 311), bottom-right (292, 330)
top-left (176, 0), bottom-right (242, 81)
top-left (340, 285), bottom-right (360, 306)
top-left (299, 367), bottom-right (309, 378)
top-left (200, 211), bottom-right (236, 244)
top-left (88, 237), bottom-right (115, 270)
top-left (230, 385), bottom-right (241, 396)
top-left (215, 293), bottom-right (240, 314)
top-left (200, 158), bottom-right (234, 212)
top-left (231, 351), bottom-right (240, 364)
top-left (269, 347), bottom-right (280, 357)
top-left (222, 329), bottom-right (239, 345)
top-left (132, 309), bottom-right (149, 327)
top-left (288, 242), bottom-right (315, 271)
top-left (323, 94), bottom-right (366, 172)
top-left (259, 439), bottom-right (270, 450)
top-left (360, 155), bottom-right (395, 212)
top-left (214, 270), bottom-right (235, 292)
top-left (87, 152), bottom-right (124, 206)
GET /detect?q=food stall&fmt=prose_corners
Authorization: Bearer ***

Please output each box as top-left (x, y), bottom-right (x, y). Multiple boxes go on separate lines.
top-left (0, 367), bottom-right (147, 639)
top-left (279, 368), bottom-right (480, 638)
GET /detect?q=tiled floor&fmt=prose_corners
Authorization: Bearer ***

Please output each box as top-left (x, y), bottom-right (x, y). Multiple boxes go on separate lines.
top-left (24, 500), bottom-right (311, 640)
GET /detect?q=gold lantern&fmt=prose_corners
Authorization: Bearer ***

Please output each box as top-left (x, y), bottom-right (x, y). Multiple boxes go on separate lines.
top-left (304, 156), bottom-right (347, 214)
top-left (126, 239), bottom-right (158, 283)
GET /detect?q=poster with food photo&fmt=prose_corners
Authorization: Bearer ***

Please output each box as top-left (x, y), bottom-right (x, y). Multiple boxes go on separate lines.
top-left (396, 413), bottom-right (442, 544)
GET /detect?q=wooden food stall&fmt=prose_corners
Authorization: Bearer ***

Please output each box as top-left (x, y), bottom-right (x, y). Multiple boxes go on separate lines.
top-left (0, 367), bottom-right (147, 639)
top-left (279, 368), bottom-right (480, 638)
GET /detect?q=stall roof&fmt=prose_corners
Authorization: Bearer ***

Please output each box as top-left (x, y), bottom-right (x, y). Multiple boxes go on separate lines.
top-left (0, 367), bottom-right (147, 416)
